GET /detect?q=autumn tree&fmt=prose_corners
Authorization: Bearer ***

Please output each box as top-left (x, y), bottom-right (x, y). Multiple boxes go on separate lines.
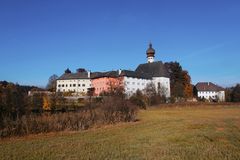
top-left (165, 62), bottom-right (193, 99)
top-left (182, 71), bottom-right (193, 98)
top-left (43, 95), bottom-right (50, 110)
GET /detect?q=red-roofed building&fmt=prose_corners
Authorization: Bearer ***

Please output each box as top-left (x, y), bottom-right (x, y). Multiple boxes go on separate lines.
top-left (195, 82), bottom-right (225, 102)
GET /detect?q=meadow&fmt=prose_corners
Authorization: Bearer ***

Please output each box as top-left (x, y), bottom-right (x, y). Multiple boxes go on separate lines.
top-left (1, 104), bottom-right (240, 160)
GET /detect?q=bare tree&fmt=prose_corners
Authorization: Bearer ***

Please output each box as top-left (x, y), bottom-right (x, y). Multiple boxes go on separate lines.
top-left (46, 74), bottom-right (58, 92)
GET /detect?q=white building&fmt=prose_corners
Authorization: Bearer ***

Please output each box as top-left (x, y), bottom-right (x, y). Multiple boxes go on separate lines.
top-left (195, 82), bottom-right (225, 102)
top-left (56, 68), bottom-right (91, 95)
top-left (134, 43), bottom-right (171, 98)
top-left (119, 70), bottom-right (152, 96)
top-left (56, 43), bottom-right (171, 98)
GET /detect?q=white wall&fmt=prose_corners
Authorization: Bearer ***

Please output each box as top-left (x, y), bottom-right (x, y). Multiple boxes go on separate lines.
top-left (147, 57), bottom-right (154, 63)
top-left (152, 77), bottom-right (171, 98)
top-left (123, 76), bottom-right (151, 96)
top-left (218, 91), bottom-right (225, 102)
top-left (123, 76), bottom-right (171, 98)
top-left (197, 91), bottom-right (225, 102)
top-left (56, 79), bottom-right (91, 95)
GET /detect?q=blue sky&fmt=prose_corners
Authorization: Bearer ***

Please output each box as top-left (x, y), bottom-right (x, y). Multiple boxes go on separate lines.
top-left (0, 0), bottom-right (239, 87)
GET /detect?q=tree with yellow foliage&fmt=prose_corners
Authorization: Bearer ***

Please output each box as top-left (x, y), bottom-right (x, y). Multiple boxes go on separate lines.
top-left (43, 95), bottom-right (50, 110)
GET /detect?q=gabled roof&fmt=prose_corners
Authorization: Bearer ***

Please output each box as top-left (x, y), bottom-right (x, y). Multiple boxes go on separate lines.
top-left (135, 61), bottom-right (170, 78)
top-left (120, 70), bottom-right (152, 79)
top-left (58, 72), bottom-right (89, 80)
top-left (195, 82), bottom-right (224, 91)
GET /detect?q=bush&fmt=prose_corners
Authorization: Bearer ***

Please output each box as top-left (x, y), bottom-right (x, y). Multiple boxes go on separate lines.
top-left (0, 97), bottom-right (138, 138)
top-left (101, 96), bottom-right (138, 123)
top-left (0, 111), bottom-right (96, 138)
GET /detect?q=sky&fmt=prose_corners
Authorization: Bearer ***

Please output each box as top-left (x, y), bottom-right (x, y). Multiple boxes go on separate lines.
top-left (0, 0), bottom-right (240, 87)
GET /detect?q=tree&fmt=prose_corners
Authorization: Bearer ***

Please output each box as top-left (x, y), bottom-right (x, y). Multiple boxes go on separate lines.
top-left (46, 74), bottom-right (58, 92)
top-left (225, 87), bottom-right (233, 102)
top-left (231, 84), bottom-right (240, 102)
top-left (0, 82), bottom-right (28, 121)
top-left (182, 71), bottom-right (193, 98)
top-left (30, 93), bottom-right (44, 113)
top-left (144, 82), bottom-right (166, 105)
top-left (165, 62), bottom-right (193, 99)
top-left (43, 95), bottom-right (50, 110)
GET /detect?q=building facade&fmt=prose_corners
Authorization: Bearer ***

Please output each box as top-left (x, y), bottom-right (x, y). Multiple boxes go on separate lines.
top-left (91, 71), bottom-right (122, 95)
top-left (56, 43), bottom-right (171, 98)
top-left (120, 70), bottom-right (152, 97)
top-left (56, 68), bottom-right (91, 95)
top-left (195, 82), bottom-right (225, 102)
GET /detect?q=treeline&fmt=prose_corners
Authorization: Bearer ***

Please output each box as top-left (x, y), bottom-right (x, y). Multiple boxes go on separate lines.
top-left (0, 81), bottom-right (137, 138)
top-left (0, 81), bottom-right (41, 122)
top-left (225, 84), bottom-right (240, 102)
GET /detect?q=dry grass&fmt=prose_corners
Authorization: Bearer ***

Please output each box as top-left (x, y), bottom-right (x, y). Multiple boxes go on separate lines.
top-left (1, 104), bottom-right (240, 160)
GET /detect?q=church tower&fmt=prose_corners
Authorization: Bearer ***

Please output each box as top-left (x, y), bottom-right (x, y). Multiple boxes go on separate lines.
top-left (146, 43), bottom-right (155, 63)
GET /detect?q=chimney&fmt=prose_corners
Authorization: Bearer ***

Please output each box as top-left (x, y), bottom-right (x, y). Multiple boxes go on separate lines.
top-left (88, 71), bottom-right (90, 78)
top-left (118, 69), bottom-right (122, 75)
top-left (208, 82), bottom-right (210, 86)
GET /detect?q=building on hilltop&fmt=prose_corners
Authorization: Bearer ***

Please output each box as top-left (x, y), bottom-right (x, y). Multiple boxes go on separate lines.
top-left (56, 43), bottom-right (171, 98)
top-left (195, 82), bottom-right (225, 102)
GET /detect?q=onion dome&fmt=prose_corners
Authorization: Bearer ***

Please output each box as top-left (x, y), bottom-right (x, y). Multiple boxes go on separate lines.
top-left (146, 43), bottom-right (155, 57)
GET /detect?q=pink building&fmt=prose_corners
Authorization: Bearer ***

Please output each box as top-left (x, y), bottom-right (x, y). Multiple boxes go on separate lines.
top-left (91, 71), bottom-right (123, 95)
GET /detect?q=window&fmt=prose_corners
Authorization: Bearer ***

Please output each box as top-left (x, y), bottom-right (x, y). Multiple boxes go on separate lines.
top-left (70, 84), bottom-right (72, 87)
top-left (132, 82), bottom-right (135, 85)
top-left (66, 84), bottom-right (68, 87)
top-left (58, 84), bottom-right (61, 87)
top-left (62, 84), bottom-right (64, 87)
top-left (78, 84), bottom-right (81, 87)
top-left (127, 82), bottom-right (130, 84)
top-left (73, 84), bottom-right (76, 87)
top-left (82, 84), bottom-right (85, 87)
top-left (137, 83), bottom-right (140, 85)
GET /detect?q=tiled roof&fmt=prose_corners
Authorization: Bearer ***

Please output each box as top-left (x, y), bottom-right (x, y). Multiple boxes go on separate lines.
top-left (195, 82), bottom-right (224, 91)
top-left (135, 61), bottom-right (170, 78)
top-left (91, 71), bottom-right (119, 79)
top-left (58, 72), bottom-right (89, 80)
top-left (120, 70), bottom-right (152, 79)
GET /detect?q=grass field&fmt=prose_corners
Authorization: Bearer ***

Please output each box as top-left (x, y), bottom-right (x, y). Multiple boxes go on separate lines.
top-left (1, 105), bottom-right (240, 160)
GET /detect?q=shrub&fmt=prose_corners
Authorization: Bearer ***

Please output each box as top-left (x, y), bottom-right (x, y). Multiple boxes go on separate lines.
top-left (101, 96), bottom-right (138, 123)
top-left (0, 98), bottom-right (138, 138)
top-left (129, 90), bottom-right (147, 109)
